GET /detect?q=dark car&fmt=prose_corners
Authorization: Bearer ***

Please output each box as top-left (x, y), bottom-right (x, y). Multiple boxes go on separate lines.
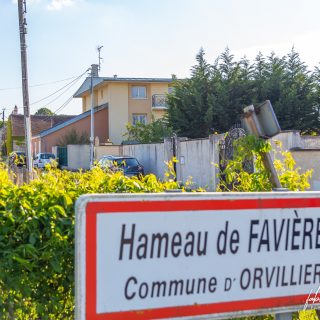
top-left (8, 151), bottom-right (26, 167)
top-left (98, 155), bottom-right (144, 177)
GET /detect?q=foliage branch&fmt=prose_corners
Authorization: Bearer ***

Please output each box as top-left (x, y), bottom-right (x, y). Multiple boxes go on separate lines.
top-left (0, 164), bottom-right (180, 319)
top-left (218, 135), bottom-right (312, 192)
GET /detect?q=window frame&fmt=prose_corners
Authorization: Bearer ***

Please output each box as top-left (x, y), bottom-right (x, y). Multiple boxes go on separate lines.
top-left (131, 86), bottom-right (147, 99)
top-left (132, 113), bottom-right (147, 126)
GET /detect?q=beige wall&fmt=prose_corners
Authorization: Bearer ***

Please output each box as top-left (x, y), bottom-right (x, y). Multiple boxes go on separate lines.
top-left (82, 97), bottom-right (86, 113)
top-left (128, 83), bottom-right (151, 122)
top-left (290, 150), bottom-right (320, 191)
top-left (152, 109), bottom-right (167, 120)
top-left (96, 84), bottom-right (109, 107)
top-left (128, 83), bottom-right (169, 123)
top-left (83, 90), bottom-right (99, 113)
top-left (108, 83), bottom-right (129, 144)
top-left (150, 83), bottom-right (169, 120)
top-left (94, 145), bottom-right (122, 161)
top-left (150, 83), bottom-right (169, 96)
top-left (80, 81), bottom-right (171, 143)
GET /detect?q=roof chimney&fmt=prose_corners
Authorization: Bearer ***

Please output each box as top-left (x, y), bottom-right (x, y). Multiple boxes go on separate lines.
top-left (113, 74), bottom-right (117, 79)
top-left (12, 105), bottom-right (18, 115)
top-left (91, 64), bottom-right (99, 77)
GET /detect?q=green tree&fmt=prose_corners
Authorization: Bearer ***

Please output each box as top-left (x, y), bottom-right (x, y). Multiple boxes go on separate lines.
top-left (34, 107), bottom-right (54, 116)
top-left (167, 47), bottom-right (320, 138)
top-left (309, 63), bottom-right (320, 134)
top-left (214, 49), bottom-right (255, 132)
top-left (124, 118), bottom-right (173, 143)
top-left (167, 48), bottom-right (216, 138)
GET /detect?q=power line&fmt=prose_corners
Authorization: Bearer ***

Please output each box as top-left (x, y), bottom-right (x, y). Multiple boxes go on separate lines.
top-left (29, 76), bottom-right (82, 88)
top-left (38, 92), bottom-right (78, 123)
top-left (3, 69), bottom-right (88, 116)
top-left (5, 89), bottom-right (78, 122)
top-left (30, 69), bottom-right (88, 107)
top-left (53, 95), bottom-right (74, 115)
top-left (0, 75), bottom-right (81, 91)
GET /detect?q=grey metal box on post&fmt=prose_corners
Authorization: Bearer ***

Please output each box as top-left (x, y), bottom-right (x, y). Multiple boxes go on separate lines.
top-left (243, 100), bottom-right (281, 138)
top-left (242, 100), bottom-right (283, 189)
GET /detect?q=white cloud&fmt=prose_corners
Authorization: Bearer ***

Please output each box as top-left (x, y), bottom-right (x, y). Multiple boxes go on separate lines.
top-left (47, 0), bottom-right (77, 10)
top-left (233, 32), bottom-right (320, 69)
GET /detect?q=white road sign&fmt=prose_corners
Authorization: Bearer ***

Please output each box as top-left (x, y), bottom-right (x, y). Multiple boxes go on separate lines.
top-left (75, 192), bottom-right (320, 319)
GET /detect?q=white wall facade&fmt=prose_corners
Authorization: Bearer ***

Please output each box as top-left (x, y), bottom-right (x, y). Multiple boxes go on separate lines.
top-left (62, 131), bottom-right (320, 192)
top-left (176, 136), bottom-right (221, 190)
top-left (123, 142), bottom-right (168, 179)
top-left (67, 144), bottom-right (90, 170)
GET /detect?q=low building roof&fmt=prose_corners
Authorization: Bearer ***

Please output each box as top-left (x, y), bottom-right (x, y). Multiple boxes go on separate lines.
top-left (40, 103), bottom-right (108, 138)
top-left (73, 76), bottom-right (173, 98)
top-left (10, 114), bottom-right (76, 137)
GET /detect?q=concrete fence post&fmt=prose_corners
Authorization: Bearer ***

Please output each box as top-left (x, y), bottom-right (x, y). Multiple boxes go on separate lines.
top-left (209, 134), bottom-right (224, 191)
top-left (175, 137), bottom-right (188, 183)
top-left (164, 137), bottom-right (174, 179)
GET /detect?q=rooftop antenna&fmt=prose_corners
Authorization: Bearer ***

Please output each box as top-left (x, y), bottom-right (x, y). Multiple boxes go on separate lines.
top-left (97, 45), bottom-right (103, 72)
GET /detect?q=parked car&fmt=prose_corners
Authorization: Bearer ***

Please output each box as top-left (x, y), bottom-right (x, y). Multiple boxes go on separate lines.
top-left (98, 155), bottom-right (144, 177)
top-left (8, 151), bottom-right (26, 167)
top-left (33, 153), bottom-right (56, 168)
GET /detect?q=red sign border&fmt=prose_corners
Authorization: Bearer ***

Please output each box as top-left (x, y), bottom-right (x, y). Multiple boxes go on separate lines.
top-left (85, 197), bottom-right (320, 319)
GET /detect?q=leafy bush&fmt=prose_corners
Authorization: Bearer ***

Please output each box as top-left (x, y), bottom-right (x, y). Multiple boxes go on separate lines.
top-left (124, 117), bottom-right (173, 144)
top-left (0, 165), bottom-right (180, 319)
top-left (218, 135), bottom-right (317, 320)
top-left (218, 135), bottom-right (312, 192)
top-left (0, 141), bottom-right (316, 319)
top-left (57, 128), bottom-right (90, 146)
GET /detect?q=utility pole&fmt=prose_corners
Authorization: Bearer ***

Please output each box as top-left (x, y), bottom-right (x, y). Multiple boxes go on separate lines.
top-left (90, 64), bottom-right (99, 168)
top-left (1, 108), bottom-right (4, 124)
top-left (18, 0), bottom-right (33, 174)
top-left (1, 108), bottom-right (5, 150)
top-left (90, 67), bottom-right (94, 168)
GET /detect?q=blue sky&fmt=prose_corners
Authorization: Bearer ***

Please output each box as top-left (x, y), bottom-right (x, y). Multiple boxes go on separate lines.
top-left (1, 0), bottom-right (320, 116)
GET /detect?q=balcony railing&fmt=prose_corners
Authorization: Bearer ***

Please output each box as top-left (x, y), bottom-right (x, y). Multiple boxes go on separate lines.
top-left (152, 94), bottom-right (167, 109)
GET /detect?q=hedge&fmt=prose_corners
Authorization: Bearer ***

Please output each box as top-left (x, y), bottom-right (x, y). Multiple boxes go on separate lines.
top-left (0, 164), bottom-right (180, 319)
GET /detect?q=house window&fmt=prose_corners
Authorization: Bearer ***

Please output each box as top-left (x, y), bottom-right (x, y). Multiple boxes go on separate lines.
top-left (132, 114), bottom-right (147, 125)
top-left (131, 86), bottom-right (147, 99)
top-left (168, 86), bottom-right (174, 94)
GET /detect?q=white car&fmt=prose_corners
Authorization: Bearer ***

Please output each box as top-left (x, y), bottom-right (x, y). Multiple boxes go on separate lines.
top-left (33, 153), bottom-right (56, 168)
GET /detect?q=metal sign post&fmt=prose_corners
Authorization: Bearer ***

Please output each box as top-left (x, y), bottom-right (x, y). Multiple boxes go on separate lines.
top-left (242, 101), bottom-right (295, 320)
top-left (243, 102), bottom-right (282, 188)
top-left (75, 192), bottom-right (320, 319)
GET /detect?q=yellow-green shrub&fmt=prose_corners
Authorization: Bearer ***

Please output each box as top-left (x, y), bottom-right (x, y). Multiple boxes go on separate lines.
top-left (0, 166), bottom-right (181, 319)
top-left (218, 135), bottom-right (312, 192)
